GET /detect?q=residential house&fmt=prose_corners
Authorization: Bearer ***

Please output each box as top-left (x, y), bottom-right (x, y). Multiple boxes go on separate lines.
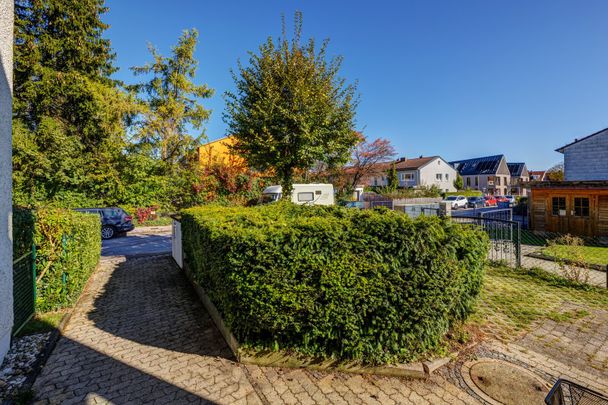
top-left (394, 156), bottom-right (457, 192)
top-left (450, 155), bottom-right (511, 196)
top-left (529, 171), bottom-right (547, 181)
top-left (529, 128), bottom-right (608, 237)
top-left (556, 127), bottom-right (608, 181)
top-left (197, 135), bottom-right (246, 169)
top-left (506, 162), bottom-right (530, 196)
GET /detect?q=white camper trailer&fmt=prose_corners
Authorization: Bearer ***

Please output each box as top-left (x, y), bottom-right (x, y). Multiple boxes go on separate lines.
top-left (262, 184), bottom-right (335, 206)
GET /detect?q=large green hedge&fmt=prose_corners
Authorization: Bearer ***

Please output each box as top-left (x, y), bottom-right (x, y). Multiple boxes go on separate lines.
top-left (181, 203), bottom-right (489, 364)
top-left (34, 208), bottom-right (101, 311)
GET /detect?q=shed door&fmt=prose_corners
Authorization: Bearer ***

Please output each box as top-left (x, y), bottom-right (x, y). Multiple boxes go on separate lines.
top-left (569, 196), bottom-right (592, 236)
top-left (598, 196), bottom-right (608, 236)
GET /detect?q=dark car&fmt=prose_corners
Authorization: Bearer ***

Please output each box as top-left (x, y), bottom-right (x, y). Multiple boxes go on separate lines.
top-left (75, 207), bottom-right (135, 239)
top-left (340, 201), bottom-right (365, 209)
top-left (467, 196), bottom-right (485, 208)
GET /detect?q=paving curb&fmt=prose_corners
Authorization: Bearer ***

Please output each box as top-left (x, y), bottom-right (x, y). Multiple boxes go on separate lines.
top-left (129, 225), bottom-right (172, 235)
top-left (526, 252), bottom-right (607, 272)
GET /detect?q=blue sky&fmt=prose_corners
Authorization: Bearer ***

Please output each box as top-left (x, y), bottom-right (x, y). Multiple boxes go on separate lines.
top-left (104, 0), bottom-right (608, 170)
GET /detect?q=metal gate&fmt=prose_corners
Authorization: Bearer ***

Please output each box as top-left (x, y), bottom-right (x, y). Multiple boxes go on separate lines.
top-left (452, 216), bottom-right (521, 267)
top-left (12, 245), bottom-right (36, 335)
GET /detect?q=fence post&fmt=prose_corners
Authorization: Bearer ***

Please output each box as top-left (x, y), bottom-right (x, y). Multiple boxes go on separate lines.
top-left (515, 222), bottom-right (521, 268)
top-left (606, 265), bottom-right (608, 289)
top-left (31, 243), bottom-right (37, 304)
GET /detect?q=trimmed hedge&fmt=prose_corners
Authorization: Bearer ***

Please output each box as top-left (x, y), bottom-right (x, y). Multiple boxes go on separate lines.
top-left (34, 208), bottom-right (101, 311)
top-left (182, 203), bottom-right (489, 364)
top-left (13, 206), bottom-right (35, 259)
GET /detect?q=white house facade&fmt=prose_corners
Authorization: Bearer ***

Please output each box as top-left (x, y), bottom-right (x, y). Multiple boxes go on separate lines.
top-left (395, 156), bottom-right (457, 192)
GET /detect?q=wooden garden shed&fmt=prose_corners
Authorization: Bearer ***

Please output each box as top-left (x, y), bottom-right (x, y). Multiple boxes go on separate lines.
top-left (529, 181), bottom-right (608, 237)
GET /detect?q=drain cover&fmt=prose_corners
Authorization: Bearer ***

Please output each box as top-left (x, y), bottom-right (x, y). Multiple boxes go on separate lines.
top-left (464, 359), bottom-right (549, 405)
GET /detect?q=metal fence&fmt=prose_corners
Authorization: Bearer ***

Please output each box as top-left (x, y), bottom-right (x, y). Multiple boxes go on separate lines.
top-left (452, 215), bottom-right (522, 267)
top-left (453, 212), bottom-right (607, 288)
top-left (12, 245), bottom-right (36, 335)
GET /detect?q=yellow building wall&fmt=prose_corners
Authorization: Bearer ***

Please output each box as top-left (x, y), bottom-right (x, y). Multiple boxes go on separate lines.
top-left (198, 136), bottom-right (245, 168)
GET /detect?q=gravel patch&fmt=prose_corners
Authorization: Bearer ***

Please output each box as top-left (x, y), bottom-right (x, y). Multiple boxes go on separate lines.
top-left (0, 332), bottom-right (52, 401)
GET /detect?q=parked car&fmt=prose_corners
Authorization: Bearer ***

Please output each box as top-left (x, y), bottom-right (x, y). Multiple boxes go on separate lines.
top-left (75, 207), bottom-right (135, 239)
top-left (340, 201), bottom-right (365, 209)
top-left (484, 195), bottom-right (497, 207)
top-left (504, 195), bottom-right (516, 207)
top-left (467, 196), bottom-right (485, 208)
top-left (443, 195), bottom-right (468, 209)
top-left (495, 195), bottom-right (508, 204)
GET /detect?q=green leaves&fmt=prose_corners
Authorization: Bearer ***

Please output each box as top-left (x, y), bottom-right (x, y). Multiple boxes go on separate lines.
top-left (224, 12), bottom-right (359, 197)
top-left (33, 208), bottom-right (101, 312)
top-left (181, 204), bottom-right (489, 365)
top-left (131, 29), bottom-right (213, 169)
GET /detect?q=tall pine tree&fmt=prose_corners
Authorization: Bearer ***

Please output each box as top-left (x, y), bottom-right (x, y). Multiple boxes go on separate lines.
top-left (131, 29), bottom-right (214, 172)
top-left (13, 0), bottom-right (139, 205)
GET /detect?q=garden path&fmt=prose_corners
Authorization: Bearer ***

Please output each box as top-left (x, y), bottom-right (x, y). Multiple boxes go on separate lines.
top-left (31, 254), bottom-right (607, 404)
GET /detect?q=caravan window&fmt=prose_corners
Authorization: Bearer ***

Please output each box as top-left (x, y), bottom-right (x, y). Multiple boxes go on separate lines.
top-left (297, 192), bottom-right (315, 202)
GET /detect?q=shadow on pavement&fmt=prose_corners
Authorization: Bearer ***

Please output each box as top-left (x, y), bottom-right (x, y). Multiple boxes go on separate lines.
top-left (33, 336), bottom-right (221, 404)
top-left (88, 255), bottom-right (234, 358)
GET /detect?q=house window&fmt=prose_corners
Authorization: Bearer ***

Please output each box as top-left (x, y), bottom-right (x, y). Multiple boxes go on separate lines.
top-left (574, 197), bottom-right (590, 217)
top-left (552, 197), bottom-right (566, 216)
top-left (297, 192), bottom-right (315, 202)
top-left (475, 176), bottom-right (479, 186)
top-left (445, 173), bottom-right (449, 181)
top-left (399, 173), bottom-right (414, 181)
top-left (436, 173), bottom-right (442, 181)
top-left (496, 177), bottom-right (501, 186)
top-left (466, 177), bottom-right (471, 187)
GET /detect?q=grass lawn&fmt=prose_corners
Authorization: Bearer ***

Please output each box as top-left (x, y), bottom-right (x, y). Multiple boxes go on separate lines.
top-left (541, 244), bottom-right (608, 267)
top-left (16, 310), bottom-right (68, 337)
top-left (467, 264), bottom-right (608, 340)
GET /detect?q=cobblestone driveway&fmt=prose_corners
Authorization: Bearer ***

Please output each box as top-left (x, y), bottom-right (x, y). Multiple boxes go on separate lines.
top-left (32, 254), bottom-right (607, 404)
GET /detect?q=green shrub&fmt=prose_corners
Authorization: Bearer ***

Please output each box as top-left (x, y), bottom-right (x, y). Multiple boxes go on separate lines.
top-left (444, 190), bottom-right (483, 197)
top-left (13, 206), bottom-right (35, 259)
top-left (181, 203), bottom-right (489, 364)
top-left (34, 208), bottom-right (101, 311)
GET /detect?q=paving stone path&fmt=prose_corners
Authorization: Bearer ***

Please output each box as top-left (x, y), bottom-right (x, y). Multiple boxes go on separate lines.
top-left (32, 254), bottom-right (607, 404)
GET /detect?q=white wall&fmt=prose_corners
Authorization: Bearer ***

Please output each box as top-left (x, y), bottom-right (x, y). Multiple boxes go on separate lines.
top-left (0, 0), bottom-right (14, 362)
top-left (419, 158), bottom-right (457, 192)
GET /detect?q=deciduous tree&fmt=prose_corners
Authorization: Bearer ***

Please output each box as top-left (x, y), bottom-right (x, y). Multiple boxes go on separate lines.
top-left (348, 135), bottom-right (396, 190)
top-left (224, 12), bottom-right (359, 198)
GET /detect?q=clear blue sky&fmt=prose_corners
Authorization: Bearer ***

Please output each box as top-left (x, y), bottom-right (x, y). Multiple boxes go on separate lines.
top-left (104, 0), bottom-right (608, 170)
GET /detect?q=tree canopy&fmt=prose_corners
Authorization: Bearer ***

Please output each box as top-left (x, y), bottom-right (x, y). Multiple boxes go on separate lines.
top-left (131, 29), bottom-right (214, 171)
top-left (224, 12), bottom-right (359, 197)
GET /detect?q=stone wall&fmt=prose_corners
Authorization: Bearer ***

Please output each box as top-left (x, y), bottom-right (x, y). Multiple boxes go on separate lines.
top-left (0, 0), bottom-right (14, 362)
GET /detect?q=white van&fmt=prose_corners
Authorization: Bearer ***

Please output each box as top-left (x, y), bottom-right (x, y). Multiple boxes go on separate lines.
top-left (262, 184), bottom-right (335, 206)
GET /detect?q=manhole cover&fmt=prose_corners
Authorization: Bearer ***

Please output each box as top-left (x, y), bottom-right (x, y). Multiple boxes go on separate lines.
top-left (464, 359), bottom-right (550, 405)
